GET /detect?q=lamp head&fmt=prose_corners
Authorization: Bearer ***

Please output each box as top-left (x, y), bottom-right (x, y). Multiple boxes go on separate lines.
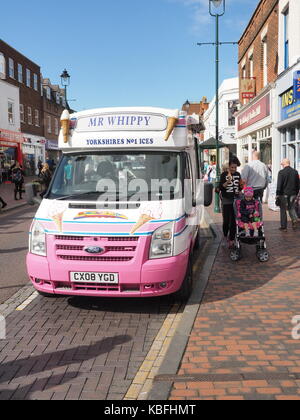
top-left (209, 0), bottom-right (225, 16)
top-left (60, 69), bottom-right (70, 87)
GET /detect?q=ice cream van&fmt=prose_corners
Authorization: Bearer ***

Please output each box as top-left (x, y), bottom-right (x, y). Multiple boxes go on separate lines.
top-left (26, 107), bottom-right (212, 299)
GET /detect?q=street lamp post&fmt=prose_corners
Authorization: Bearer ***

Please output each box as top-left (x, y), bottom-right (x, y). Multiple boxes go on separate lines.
top-left (209, 0), bottom-right (225, 214)
top-left (60, 69), bottom-right (70, 109)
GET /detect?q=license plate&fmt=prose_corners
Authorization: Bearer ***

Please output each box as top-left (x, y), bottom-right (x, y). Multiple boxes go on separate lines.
top-left (70, 272), bottom-right (119, 284)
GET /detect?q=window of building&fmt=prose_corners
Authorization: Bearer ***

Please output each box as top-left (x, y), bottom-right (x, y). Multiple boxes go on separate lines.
top-left (48, 116), bottom-right (51, 133)
top-left (27, 107), bottom-right (32, 125)
top-left (262, 37), bottom-right (268, 87)
top-left (0, 53), bottom-right (5, 78)
top-left (33, 73), bottom-right (38, 91)
top-left (34, 109), bottom-right (39, 127)
top-left (284, 8), bottom-right (289, 70)
top-left (46, 86), bottom-right (51, 100)
top-left (54, 118), bottom-right (59, 135)
top-left (56, 92), bottom-right (60, 104)
top-left (281, 126), bottom-right (300, 172)
top-left (17, 64), bottom-right (23, 83)
top-left (249, 55), bottom-right (254, 78)
top-left (9, 58), bottom-right (14, 79)
top-left (8, 101), bottom-right (14, 124)
top-left (26, 69), bottom-right (31, 87)
top-left (20, 104), bottom-right (24, 123)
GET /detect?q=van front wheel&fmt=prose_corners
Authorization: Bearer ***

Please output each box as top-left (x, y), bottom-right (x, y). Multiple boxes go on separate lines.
top-left (175, 258), bottom-right (193, 301)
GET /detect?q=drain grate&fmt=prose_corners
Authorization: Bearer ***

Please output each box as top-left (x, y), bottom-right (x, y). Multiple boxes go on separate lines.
top-left (154, 372), bottom-right (300, 383)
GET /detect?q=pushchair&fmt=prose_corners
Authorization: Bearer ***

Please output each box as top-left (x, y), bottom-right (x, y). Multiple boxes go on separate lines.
top-left (229, 196), bottom-right (269, 263)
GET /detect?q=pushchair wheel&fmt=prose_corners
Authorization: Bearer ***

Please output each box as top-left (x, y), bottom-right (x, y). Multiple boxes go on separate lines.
top-left (230, 248), bottom-right (241, 262)
top-left (257, 250), bottom-right (269, 262)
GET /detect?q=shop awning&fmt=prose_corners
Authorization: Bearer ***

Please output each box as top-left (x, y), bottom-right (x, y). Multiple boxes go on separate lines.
top-left (199, 137), bottom-right (227, 150)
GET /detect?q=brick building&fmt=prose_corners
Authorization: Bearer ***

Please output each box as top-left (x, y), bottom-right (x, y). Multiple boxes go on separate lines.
top-left (0, 39), bottom-right (45, 175)
top-left (42, 78), bottom-right (67, 165)
top-left (236, 0), bottom-right (279, 167)
top-left (181, 97), bottom-right (209, 141)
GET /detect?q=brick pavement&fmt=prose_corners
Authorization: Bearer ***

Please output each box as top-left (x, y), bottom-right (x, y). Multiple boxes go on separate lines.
top-left (169, 206), bottom-right (300, 400)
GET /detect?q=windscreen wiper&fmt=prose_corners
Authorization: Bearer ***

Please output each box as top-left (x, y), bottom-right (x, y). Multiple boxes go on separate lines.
top-left (54, 191), bottom-right (105, 201)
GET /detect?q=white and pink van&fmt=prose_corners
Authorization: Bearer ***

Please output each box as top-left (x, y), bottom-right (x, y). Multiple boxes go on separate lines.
top-left (26, 107), bottom-right (212, 299)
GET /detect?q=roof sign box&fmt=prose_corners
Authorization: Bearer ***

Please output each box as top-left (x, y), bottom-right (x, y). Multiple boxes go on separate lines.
top-left (76, 112), bottom-right (168, 132)
top-left (58, 107), bottom-right (195, 150)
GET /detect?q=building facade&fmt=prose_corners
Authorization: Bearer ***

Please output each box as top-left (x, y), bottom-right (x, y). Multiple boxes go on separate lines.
top-left (236, 0), bottom-right (279, 169)
top-left (0, 79), bottom-right (23, 180)
top-left (273, 0), bottom-right (300, 178)
top-left (0, 39), bottom-right (45, 175)
top-left (42, 78), bottom-right (66, 165)
top-left (203, 77), bottom-right (239, 163)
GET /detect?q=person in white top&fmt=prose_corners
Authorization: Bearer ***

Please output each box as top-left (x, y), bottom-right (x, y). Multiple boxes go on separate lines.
top-left (241, 151), bottom-right (269, 200)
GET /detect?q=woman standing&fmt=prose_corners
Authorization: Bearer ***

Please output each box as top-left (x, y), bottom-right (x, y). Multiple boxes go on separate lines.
top-left (219, 160), bottom-right (242, 248)
top-left (39, 163), bottom-right (52, 197)
top-left (11, 162), bottom-right (25, 201)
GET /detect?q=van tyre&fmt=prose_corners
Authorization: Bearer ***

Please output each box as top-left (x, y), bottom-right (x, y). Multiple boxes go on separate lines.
top-left (193, 228), bottom-right (201, 250)
top-left (175, 257), bottom-right (193, 301)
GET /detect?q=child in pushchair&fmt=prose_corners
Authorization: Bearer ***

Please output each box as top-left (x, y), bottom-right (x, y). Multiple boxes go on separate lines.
top-left (230, 187), bottom-right (269, 262)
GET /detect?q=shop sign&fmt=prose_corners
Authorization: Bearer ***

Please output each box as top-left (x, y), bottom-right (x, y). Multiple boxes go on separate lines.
top-left (280, 86), bottom-right (300, 121)
top-left (237, 94), bottom-right (270, 131)
top-left (0, 129), bottom-right (23, 143)
top-left (293, 71), bottom-right (300, 100)
top-left (241, 78), bottom-right (256, 99)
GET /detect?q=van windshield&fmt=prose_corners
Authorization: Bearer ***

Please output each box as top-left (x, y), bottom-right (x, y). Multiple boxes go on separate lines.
top-left (47, 152), bottom-right (183, 201)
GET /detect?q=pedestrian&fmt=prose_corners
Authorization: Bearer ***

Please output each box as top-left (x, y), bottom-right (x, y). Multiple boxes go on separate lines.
top-left (241, 151), bottom-right (269, 201)
top-left (276, 159), bottom-right (300, 231)
top-left (64, 159), bottom-right (73, 186)
top-left (11, 162), bottom-right (24, 201)
top-left (219, 160), bottom-right (242, 248)
top-left (39, 163), bottom-right (52, 197)
top-left (0, 196), bottom-right (7, 209)
top-left (207, 159), bottom-right (217, 184)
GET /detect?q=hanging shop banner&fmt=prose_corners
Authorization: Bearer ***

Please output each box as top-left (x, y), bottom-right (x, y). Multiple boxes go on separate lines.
top-left (293, 71), bottom-right (300, 100)
top-left (280, 86), bottom-right (300, 121)
top-left (237, 94), bottom-right (270, 131)
top-left (241, 78), bottom-right (256, 99)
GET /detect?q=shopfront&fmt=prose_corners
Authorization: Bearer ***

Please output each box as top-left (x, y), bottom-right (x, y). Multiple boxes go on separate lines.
top-left (275, 65), bottom-right (300, 174)
top-left (236, 89), bottom-right (274, 168)
top-left (0, 129), bottom-right (23, 182)
top-left (22, 135), bottom-right (46, 176)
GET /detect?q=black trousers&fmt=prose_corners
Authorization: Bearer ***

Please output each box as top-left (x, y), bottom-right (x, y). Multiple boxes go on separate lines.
top-left (14, 182), bottom-right (23, 198)
top-left (222, 203), bottom-right (236, 241)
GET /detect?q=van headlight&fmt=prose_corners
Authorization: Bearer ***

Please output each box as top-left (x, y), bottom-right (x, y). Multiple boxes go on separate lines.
top-left (150, 222), bottom-right (174, 259)
top-left (30, 221), bottom-right (47, 256)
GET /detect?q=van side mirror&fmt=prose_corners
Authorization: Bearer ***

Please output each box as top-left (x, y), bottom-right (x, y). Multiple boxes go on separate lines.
top-left (204, 182), bottom-right (214, 207)
top-left (25, 183), bottom-right (42, 206)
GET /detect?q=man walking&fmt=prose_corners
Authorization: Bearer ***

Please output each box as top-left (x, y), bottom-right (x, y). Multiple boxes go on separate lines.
top-left (276, 159), bottom-right (299, 231)
top-left (241, 151), bottom-right (269, 200)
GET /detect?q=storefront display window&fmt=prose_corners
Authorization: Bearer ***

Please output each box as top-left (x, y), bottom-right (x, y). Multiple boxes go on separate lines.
top-left (281, 126), bottom-right (300, 171)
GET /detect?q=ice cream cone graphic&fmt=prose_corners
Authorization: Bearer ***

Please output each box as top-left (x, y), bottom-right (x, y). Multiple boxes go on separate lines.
top-left (52, 213), bottom-right (64, 232)
top-left (130, 214), bottom-right (155, 235)
top-left (49, 201), bottom-right (67, 233)
top-left (60, 109), bottom-right (70, 143)
top-left (130, 202), bottom-right (163, 235)
top-left (164, 111), bottom-right (179, 141)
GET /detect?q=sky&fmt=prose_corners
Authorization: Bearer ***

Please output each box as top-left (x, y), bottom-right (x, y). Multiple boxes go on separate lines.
top-left (1, 0), bottom-right (259, 111)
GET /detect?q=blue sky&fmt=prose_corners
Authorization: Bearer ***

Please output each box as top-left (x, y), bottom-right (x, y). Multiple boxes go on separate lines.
top-left (1, 0), bottom-right (258, 110)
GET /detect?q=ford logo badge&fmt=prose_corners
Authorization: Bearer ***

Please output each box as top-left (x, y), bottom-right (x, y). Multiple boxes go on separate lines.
top-left (84, 246), bottom-right (105, 254)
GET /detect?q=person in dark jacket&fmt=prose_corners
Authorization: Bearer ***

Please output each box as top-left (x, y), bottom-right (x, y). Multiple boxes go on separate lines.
top-left (276, 159), bottom-right (300, 231)
top-left (11, 162), bottom-right (25, 200)
top-left (219, 160), bottom-right (242, 248)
